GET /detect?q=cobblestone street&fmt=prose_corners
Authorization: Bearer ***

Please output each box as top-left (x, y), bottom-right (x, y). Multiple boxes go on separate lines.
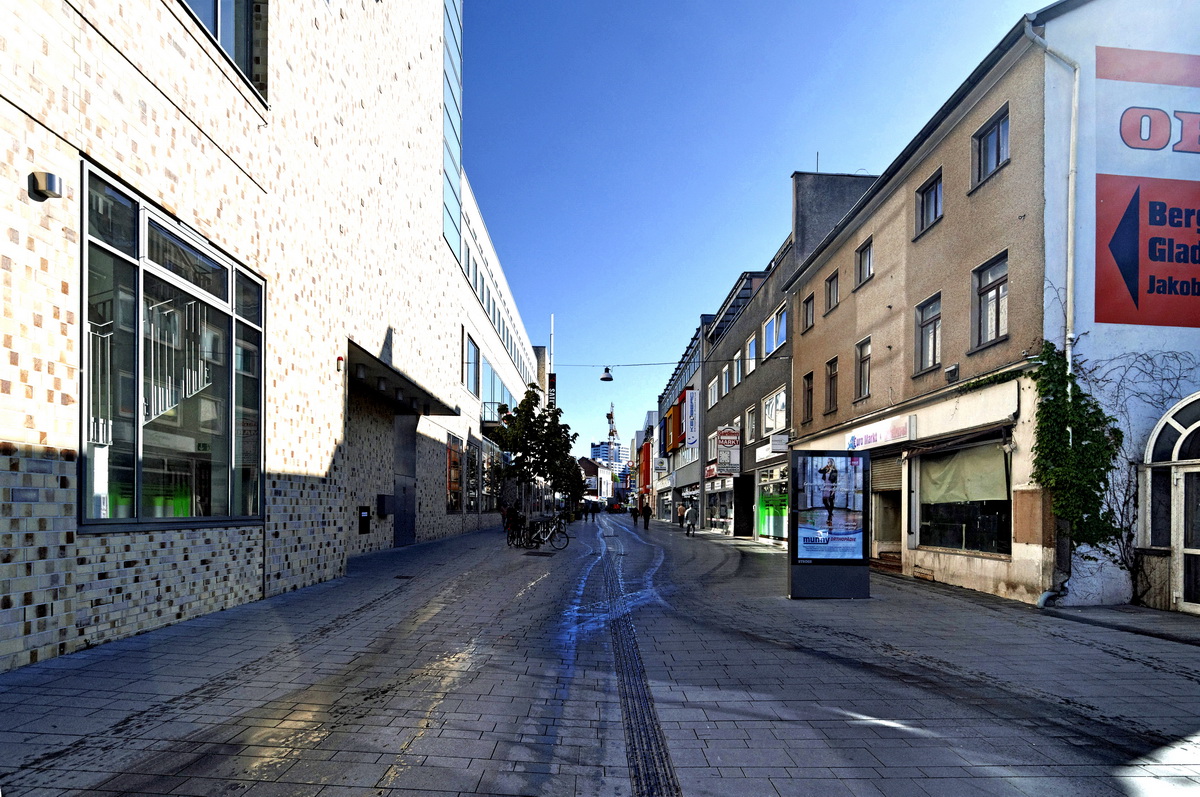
top-left (3, 514), bottom-right (1200, 796)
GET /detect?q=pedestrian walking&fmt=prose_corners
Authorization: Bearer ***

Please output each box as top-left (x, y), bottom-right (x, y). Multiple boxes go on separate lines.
top-left (685, 504), bottom-right (697, 535)
top-left (630, 505), bottom-right (638, 524)
top-left (641, 502), bottom-right (651, 530)
top-left (677, 502), bottom-right (685, 529)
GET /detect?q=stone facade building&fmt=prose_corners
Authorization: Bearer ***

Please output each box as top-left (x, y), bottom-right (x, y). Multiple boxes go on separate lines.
top-left (0, 0), bottom-right (536, 671)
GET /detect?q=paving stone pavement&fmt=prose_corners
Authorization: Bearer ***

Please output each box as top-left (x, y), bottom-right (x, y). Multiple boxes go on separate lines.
top-left (2, 514), bottom-right (1200, 796)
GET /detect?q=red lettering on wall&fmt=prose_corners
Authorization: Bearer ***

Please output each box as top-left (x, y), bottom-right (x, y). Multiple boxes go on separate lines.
top-left (1175, 112), bottom-right (1200, 154)
top-left (1120, 107), bottom-right (1172, 150)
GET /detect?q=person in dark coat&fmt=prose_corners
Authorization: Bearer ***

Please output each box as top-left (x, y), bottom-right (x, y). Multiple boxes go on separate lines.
top-left (641, 502), bottom-right (651, 529)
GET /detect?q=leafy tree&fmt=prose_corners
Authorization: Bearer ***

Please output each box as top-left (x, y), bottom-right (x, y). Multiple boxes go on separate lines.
top-left (485, 384), bottom-right (580, 512)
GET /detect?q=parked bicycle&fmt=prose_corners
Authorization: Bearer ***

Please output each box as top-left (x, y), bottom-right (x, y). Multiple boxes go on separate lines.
top-left (507, 510), bottom-right (569, 550)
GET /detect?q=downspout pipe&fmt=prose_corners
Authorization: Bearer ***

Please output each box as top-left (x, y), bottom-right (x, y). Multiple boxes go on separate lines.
top-left (1024, 19), bottom-right (1079, 609)
top-left (1022, 18), bottom-right (1080, 385)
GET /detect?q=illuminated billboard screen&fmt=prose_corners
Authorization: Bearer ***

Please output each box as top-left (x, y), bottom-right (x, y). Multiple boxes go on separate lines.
top-left (791, 450), bottom-right (869, 564)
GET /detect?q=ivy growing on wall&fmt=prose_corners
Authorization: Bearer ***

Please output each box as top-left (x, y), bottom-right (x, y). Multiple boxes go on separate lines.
top-left (1030, 341), bottom-right (1124, 547)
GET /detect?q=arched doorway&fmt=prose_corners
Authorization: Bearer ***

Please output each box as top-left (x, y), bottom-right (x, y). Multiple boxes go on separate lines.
top-left (1144, 392), bottom-right (1200, 613)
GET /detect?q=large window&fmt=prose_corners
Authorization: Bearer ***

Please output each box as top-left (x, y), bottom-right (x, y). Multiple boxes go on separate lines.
top-left (825, 271), bottom-right (839, 313)
top-left (855, 239), bottom-right (874, 286)
top-left (442, 0), bottom-right (464, 259)
top-left (762, 387), bottom-right (787, 437)
top-left (824, 357), bottom-right (839, 413)
top-left (465, 334), bottom-right (479, 396)
top-left (855, 338), bottom-right (871, 400)
top-left (84, 172), bottom-right (263, 523)
top-left (764, 305), bottom-right (787, 356)
top-left (974, 107), bottom-right (1010, 184)
top-left (918, 443), bottom-right (1011, 555)
top-left (917, 171), bottom-right (943, 234)
top-left (182, 0), bottom-right (262, 90)
top-left (975, 256), bottom-right (1008, 347)
top-left (917, 295), bottom-right (942, 372)
top-left (801, 372), bottom-right (814, 423)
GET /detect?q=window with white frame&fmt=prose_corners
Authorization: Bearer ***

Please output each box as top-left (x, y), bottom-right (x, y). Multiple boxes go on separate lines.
top-left (762, 387), bottom-right (787, 437)
top-left (83, 171), bottom-right (264, 523)
top-left (707, 432), bottom-right (717, 462)
top-left (855, 239), bottom-right (874, 285)
top-left (974, 107), bottom-right (1010, 185)
top-left (745, 334), bottom-right (757, 375)
top-left (721, 365), bottom-right (731, 395)
top-left (855, 338), bottom-right (871, 399)
top-left (763, 304), bottom-right (786, 354)
top-left (825, 271), bottom-right (839, 312)
top-left (746, 406), bottom-right (757, 441)
top-left (707, 378), bottom-right (718, 408)
top-left (801, 293), bottom-right (815, 332)
top-left (917, 294), bottom-right (941, 372)
top-left (917, 171), bottom-right (943, 234)
top-left (734, 356), bottom-right (743, 385)
top-left (975, 256), bottom-right (1008, 347)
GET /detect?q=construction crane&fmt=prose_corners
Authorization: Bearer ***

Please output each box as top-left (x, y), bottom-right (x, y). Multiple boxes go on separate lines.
top-left (606, 403), bottom-right (622, 500)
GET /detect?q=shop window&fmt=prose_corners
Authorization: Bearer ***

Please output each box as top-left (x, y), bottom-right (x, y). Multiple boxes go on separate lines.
top-left (918, 443), bottom-right (1011, 555)
top-left (83, 171), bottom-right (263, 523)
top-left (465, 440), bottom-right (481, 513)
top-left (447, 435), bottom-right (463, 513)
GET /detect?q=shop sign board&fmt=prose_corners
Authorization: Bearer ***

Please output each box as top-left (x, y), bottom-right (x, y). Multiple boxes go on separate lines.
top-left (684, 389), bottom-right (699, 447)
top-left (846, 415), bottom-right (912, 451)
top-left (715, 425), bottom-right (741, 475)
top-left (653, 457), bottom-right (667, 473)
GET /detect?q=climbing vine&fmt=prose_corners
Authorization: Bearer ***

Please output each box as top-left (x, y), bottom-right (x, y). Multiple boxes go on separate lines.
top-left (1030, 341), bottom-right (1124, 547)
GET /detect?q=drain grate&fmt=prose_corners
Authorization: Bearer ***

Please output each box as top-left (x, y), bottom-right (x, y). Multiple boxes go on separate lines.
top-left (524, 551), bottom-right (555, 557)
top-left (394, 575), bottom-right (413, 580)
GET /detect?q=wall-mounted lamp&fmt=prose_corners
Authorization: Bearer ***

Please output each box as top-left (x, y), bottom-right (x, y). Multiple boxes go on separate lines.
top-left (395, 388), bottom-right (404, 401)
top-left (944, 364), bottom-right (960, 383)
top-left (29, 172), bottom-right (63, 201)
top-left (600, 367), bottom-right (613, 382)
top-left (336, 355), bottom-right (344, 372)
top-left (355, 363), bottom-right (366, 380)
top-left (422, 402), bottom-right (431, 417)
top-left (377, 377), bottom-right (388, 392)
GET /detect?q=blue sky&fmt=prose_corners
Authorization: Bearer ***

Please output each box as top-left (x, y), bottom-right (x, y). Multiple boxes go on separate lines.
top-left (463, 0), bottom-right (1042, 457)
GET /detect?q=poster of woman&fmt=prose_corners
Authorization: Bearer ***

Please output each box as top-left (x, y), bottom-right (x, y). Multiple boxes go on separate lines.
top-left (792, 451), bottom-right (868, 563)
